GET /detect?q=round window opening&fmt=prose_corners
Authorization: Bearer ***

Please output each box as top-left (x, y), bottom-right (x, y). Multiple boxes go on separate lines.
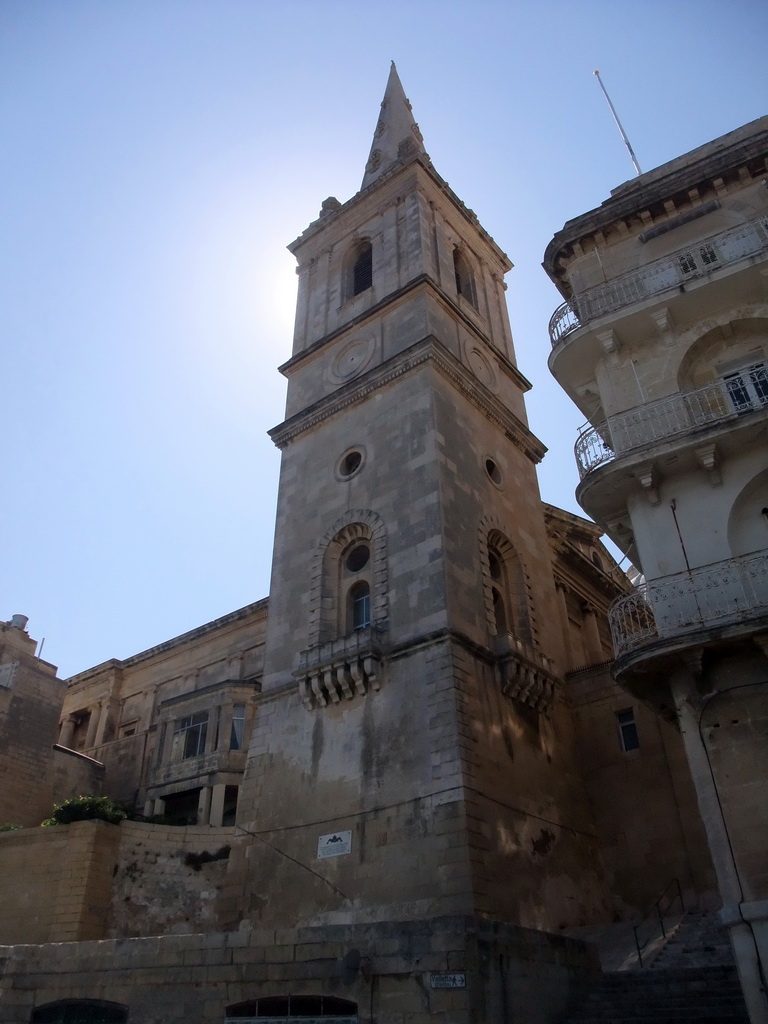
top-left (346, 544), bottom-right (370, 573)
top-left (485, 458), bottom-right (502, 486)
top-left (339, 449), bottom-right (363, 478)
top-left (489, 552), bottom-right (502, 580)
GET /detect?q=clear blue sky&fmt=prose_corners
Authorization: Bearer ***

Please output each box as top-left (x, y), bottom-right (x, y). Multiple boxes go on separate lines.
top-left (2, 0), bottom-right (766, 676)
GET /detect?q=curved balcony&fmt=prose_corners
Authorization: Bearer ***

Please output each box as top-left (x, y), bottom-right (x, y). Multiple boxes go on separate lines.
top-left (549, 217), bottom-right (768, 348)
top-left (609, 551), bottom-right (768, 657)
top-left (575, 368), bottom-right (768, 477)
top-left (549, 300), bottom-right (582, 346)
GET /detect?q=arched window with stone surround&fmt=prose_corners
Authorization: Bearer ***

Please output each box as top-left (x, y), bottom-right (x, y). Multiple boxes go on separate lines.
top-left (343, 239), bottom-right (373, 302)
top-left (307, 510), bottom-right (388, 647)
top-left (299, 511), bottom-right (388, 709)
top-left (453, 246), bottom-right (477, 308)
top-left (483, 527), bottom-right (534, 645)
top-left (341, 542), bottom-right (372, 633)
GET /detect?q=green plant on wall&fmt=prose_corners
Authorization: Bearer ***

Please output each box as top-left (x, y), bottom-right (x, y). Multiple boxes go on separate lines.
top-left (41, 796), bottom-right (128, 827)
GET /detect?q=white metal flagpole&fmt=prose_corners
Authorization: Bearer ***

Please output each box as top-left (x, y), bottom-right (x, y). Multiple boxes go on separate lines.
top-left (593, 69), bottom-right (642, 176)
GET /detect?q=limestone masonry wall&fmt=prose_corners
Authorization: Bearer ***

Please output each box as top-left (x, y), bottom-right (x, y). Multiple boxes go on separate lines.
top-left (0, 917), bottom-right (599, 1024)
top-left (0, 821), bottom-right (119, 944)
top-left (0, 821), bottom-right (243, 945)
top-left (109, 821), bottom-right (238, 938)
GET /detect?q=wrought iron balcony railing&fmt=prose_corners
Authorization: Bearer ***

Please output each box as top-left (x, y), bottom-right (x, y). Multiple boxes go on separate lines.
top-left (609, 551), bottom-right (768, 657)
top-left (549, 217), bottom-right (768, 347)
top-left (575, 367), bottom-right (768, 477)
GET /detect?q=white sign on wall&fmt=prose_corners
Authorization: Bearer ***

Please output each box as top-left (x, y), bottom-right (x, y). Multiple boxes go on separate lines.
top-left (317, 830), bottom-right (352, 858)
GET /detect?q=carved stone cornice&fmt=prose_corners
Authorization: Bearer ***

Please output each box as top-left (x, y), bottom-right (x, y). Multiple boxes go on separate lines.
top-left (270, 335), bottom-right (546, 463)
top-left (492, 632), bottom-right (558, 713)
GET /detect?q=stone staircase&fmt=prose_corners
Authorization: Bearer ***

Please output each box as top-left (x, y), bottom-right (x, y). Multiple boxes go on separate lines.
top-left (649, 911), bottom-right (735, 971)
top-left (562, 912), bottom-right (750, 1024)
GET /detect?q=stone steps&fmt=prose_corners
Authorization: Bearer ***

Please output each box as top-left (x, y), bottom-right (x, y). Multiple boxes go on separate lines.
top-left (649, 912), bottom-right (735, 971)
top-left (566, 965), bottom-right (749, 1022)
top-left (562, 914), bottom-right (749, 1024)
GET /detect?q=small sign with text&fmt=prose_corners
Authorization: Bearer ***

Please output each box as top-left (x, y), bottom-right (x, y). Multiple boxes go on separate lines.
top-left (430, 973), bottom-right (466, 989)
top-left (317, 830), bottom-right (352, 858)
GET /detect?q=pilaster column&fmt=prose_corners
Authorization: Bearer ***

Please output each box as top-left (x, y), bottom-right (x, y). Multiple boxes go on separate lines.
top-left (583, 604), bottom-right (604, 663)
top-left (197, 786), bottom-right (212, 826)
top-left (161, 721), bottom-right (174, 764)
top-left (219, 707), bottom-right (234, 752)
top-left (555, 582), bottom-right (571, 656)
top-left (93, 700), bottom-right (115, 747)
top-left (209, 784), bottom-right (228, 827)
top-left (58, 715), bottom-right (77, 748)
top-left (206, 708), bottom-right (220, 754)
top-left (84, 703), bottom-right (102, 749)
top-left (671, 664), bottom-right (768, 1024)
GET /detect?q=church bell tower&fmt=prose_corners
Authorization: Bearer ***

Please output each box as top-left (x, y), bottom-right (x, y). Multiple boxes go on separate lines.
top-left (237, 65), bottom-right (604, 931)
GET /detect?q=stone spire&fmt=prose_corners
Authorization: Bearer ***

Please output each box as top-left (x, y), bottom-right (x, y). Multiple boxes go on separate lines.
top-left (360, 62), bottom-right (429, 190)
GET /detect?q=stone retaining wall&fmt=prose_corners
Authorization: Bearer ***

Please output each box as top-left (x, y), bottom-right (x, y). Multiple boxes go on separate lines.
top-left (0, 917), bottom-right (599, 1024)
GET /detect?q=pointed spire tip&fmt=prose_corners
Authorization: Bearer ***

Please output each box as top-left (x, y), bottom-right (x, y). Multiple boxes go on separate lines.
top-left (360, 63), bottom-right (428, 191)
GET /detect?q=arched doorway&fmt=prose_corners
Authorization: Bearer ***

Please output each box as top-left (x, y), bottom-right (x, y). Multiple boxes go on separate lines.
top-left (31, 1001), bottom-right (128, 1024)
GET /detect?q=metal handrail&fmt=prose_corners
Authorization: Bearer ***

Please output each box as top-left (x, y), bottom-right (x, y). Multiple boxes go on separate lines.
top-left (633, 877), bottom-right (684, 968)
top-left (609, 551), bottom-right (768, 656)
top-left (548, 300), bottom-right (582, 345)
top-left (575, 368), bottom-right (768, 478)
top-left (549, 217), bottom-right (768, 347)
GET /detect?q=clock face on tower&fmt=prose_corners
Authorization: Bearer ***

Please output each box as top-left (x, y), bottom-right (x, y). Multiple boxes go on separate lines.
top-left (329, 335), bottom-right (377, 385)
top-left (464, 340), bottom-right (498, 392)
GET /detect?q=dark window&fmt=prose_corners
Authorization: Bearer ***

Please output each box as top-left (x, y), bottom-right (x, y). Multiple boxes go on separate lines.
top-left (617, 709), bottom-right (639, 752)
top-left (162, 788), bottom-right (201, 826)
top-left (222, 785), bottom-right (239, 827)
top-left (352, 243), bottom-right (372, 295)
top-left (485, 458), bottom-right (502, 485)
top-left (226, 995), bottom-right (357, 1019)
top-left (678, 244), bottom-right (721, 277)
top-left (487, 534), bottom-right (532, 644)
top-left (489, 546), bottom-right (508, 634)
top-left (453, 248), bottom-right (477, 307)
top-left (346, 544), bottom-right (370, 573)
top-left (174, 711), bottom-right (208, 759)
top-left (339, 450), bottom-right (363, 477)
top-left (349, 581), bottom-right (371, 630)
top-left (31, 1001), bottom-right (127, 1024)
top-left (723, 364), bottom-right (768, 414)
top-left (230, 705), bottom-right (245, 751)
top-left (492, 586), bottom-right (508, 634)
top-left (678, 251), bottom-right (697, 275)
